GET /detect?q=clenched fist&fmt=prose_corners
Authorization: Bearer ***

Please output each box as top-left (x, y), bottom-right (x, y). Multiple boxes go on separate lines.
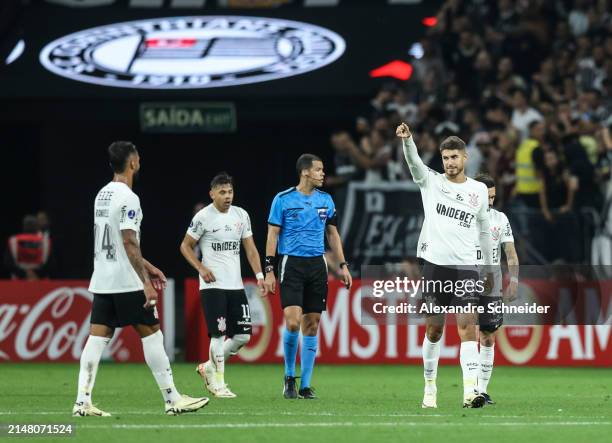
top-left (396, 122), bottom-right (412, 139)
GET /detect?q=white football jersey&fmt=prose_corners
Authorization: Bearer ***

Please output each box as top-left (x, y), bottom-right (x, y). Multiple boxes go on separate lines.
top-left (476, 208), bottom-right (515, 295)
top-left (187, 204), bottom-right (253, 290)
top-left (89, 181), bottom-right (144, 294)
top-left (402, 136), bottom-right (491, 266)
top-left (416, 173), bottom-right (490, 265)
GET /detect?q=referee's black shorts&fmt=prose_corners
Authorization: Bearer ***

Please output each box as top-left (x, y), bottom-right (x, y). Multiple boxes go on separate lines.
top-left (91, 291), bottom-right (159, 328)
top-left (278, 255), bottom-right (328, 313)
top-left (420, 260), bottom-right (480, 311)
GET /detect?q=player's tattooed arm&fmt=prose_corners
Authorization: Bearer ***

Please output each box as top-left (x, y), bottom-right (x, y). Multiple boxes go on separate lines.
top-left (122, 229), bottom-right (157, 308)
top-left (396, 122), bottom-right (428, 185)
top-left (503, 241), bottom-right (519, 302)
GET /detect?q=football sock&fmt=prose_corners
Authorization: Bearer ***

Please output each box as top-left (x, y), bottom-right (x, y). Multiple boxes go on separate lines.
top-left (478, 344), bottom-right (495, 394)
top-left (283, 328), bottom-right (299, 377)
top-left (210, 336), bottom-right (225, 386)
top-left (142, 330), bottom-right (181, 404)
top-left (223, 334), bottom-right (250, 360)
top-left (300, 335), bottom-right (318, 389)
top-left (460, 341), bottom-right (480, 396)
top-left (76, 335), bottom-right (110, 405)
top-left (422, 335), bottom-right (440, 394)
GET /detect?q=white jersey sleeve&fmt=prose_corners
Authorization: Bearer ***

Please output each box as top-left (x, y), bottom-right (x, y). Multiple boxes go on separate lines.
top-left (501, 213), bottom-right (514, 243)
top-left (119, 192), bottom-right (142, 233)
top-left (241, 209), bottom-right (253, 239)
top-left (402, 136), bottom-right (433, 186)
top-left (186, 210), bottom-right (206, 241)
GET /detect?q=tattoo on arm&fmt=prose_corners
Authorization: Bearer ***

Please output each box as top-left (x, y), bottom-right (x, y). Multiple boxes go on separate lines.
top-left (503, 242), bottom-right (519, 277)
top-left (122, 230), bottom-right (150, 285)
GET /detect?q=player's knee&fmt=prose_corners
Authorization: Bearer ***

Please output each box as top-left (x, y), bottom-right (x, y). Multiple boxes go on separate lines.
top-left (285, 320), bottom-right (300, 332)
top-left (480, 332), bottom-right (495, 347)
top-left (457, 324), bottom-right (477, 341)
top-left (426, 326), bottom-right (443, 342)
top-left (232, 334), bottom-right (250, 347)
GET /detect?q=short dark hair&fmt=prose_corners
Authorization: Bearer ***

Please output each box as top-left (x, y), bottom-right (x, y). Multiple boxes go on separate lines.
top-left (210, 172), bottom-right (233, 189)
top-left (439, 136), bottom-right (466, 152)
top-left (108, 141), bottom-right (137, 173)
top-left (474, 173), bottom-right (495, 188)
top-left (296, 153), bottom-right (322, 177)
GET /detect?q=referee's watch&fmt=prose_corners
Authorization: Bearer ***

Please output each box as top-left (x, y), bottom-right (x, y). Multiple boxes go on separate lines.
top-left (264, 256), bottom-right (275, 274)
top-left (339, 262), bottom-right (349, 270)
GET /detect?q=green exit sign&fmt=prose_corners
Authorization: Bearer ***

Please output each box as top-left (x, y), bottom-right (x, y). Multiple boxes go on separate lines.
top-left (140, 102), bottom-right (236, 133)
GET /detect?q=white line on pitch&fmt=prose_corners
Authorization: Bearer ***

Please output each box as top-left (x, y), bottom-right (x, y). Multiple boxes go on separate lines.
top-left (69, 422), bottom-right (612, 429)
top-left (0, 411), bottom-right (608, 420)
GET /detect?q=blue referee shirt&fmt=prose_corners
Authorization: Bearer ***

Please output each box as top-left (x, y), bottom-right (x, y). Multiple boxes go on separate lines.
top-left (268, 187), bottom-right (337, 257)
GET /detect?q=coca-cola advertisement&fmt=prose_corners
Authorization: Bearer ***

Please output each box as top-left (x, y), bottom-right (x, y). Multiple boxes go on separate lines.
top-left (185, 279), bottom-right (612, 366)
top-left (0, 280), bottom-right (175, 362)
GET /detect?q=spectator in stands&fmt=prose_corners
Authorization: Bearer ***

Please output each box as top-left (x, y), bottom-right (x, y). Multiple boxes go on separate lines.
top-left (539, 149), bottom-right (580, 262)
top-left (511, 88), bottom-right (543, 140)
top-left (328, 0), bottom-right (611, 266)
top-left (4, 215), bottom-right (53, 280)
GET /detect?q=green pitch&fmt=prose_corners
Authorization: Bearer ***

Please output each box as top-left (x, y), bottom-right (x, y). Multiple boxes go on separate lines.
top-left (1, 364), bottom-right (610, 443)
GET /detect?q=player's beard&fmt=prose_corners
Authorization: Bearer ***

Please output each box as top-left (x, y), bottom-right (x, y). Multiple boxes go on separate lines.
top-left (445, 162), bottom-right (464, 177)
top-left (133, 169), bottom-right (140, 183)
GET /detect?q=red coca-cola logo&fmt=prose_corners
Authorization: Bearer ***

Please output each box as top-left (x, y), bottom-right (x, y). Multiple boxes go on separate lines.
top-left (0, 282), bottom-right (144, 362)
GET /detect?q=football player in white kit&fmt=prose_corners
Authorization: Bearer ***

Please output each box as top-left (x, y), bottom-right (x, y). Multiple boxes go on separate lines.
top-left (180, 172), bottom-right (265, 398)
top-left (73, 141), bottom-right (209, 417)
top-left (396, 123), bottom-right (495, 409)
top-left (474, 174), bottom-right (519, 405)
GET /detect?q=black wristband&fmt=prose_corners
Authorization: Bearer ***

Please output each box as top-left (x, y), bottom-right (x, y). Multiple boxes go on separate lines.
top-left (265, 256), bottom-right (275, 267)
top-left (339, 262), bottom-right (349, 270)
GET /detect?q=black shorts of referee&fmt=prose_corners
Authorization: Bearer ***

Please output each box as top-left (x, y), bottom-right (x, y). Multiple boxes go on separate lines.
top-left (278, 255), bottom-right (328, 313)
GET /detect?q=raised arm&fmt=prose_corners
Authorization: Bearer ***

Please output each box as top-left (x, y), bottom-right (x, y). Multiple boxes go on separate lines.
top-left (396, 122), bottom-right (428, 185)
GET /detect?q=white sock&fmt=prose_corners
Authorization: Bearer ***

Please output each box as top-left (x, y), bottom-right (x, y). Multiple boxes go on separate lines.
top-left (460, 341), bottom-right (480, 396)
top-left (223, 334), bottom-right (250, 360)
top-left (422, 335), bottom-right (440, 394)
top-left (142, 330), bottom-right (181, 404)
top-left (210, 336), bottom-right (225, 386)
top-left (76, 335), bottom-right (110, 405)
top-left (478, 344), bottom-right (495, 394)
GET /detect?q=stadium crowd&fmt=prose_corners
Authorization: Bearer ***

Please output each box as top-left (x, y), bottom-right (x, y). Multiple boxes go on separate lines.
top-left (326, 0), bottom-right (612, 265)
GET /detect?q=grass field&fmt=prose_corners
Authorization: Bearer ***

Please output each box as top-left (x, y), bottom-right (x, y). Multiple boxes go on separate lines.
top-left (1, 363), bottom-right (610, 443)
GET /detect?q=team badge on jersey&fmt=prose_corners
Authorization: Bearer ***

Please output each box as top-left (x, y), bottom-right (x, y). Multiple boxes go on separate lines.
top-left (491, 226), bottom-right (501, 241)
top-left (317, 208), bottom-right (328, 221)
top-left (217, 317), bottom-right (227, 333)
top-left (468, 193), bottom-right (479, 208)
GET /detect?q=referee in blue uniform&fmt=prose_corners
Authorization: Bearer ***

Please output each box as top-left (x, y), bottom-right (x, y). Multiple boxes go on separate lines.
top-left (263, 153), bottom-right (352, 399)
